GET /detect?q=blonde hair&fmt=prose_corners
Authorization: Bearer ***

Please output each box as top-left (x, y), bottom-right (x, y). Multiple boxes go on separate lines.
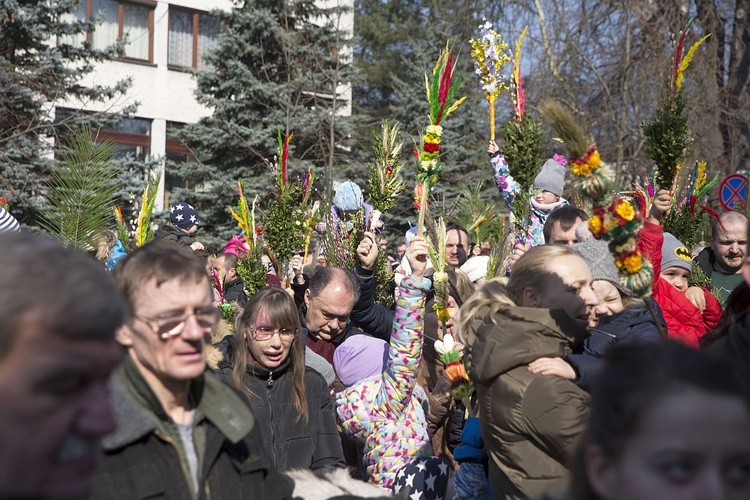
top-left (456, 277), bottom-right (514, 345)
top-left (507, 244), bottom-right (580, 305)
top-left (457, 245), bottom-right (583, 369)
top-left (92, 229), bottom-right (117, 262)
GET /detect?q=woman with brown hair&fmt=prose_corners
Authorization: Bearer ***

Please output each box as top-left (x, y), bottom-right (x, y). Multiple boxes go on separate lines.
top-left (227, 287), bottom-right (345, 472)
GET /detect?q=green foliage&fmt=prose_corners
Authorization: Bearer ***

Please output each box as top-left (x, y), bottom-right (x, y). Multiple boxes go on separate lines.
top-left (373, 252), bottom-right (395, 308)
top-left (452, 181), bottom-right (506, 243)
top-left (172, 0), bottom-right (358, 245)
top-left (236, 246), bottom-right (269, 298)
top-left (662, 205), bottom-right (706, 253)
top-left (642, 91), bottom-right (691, 189)
top-left (688, 263), bottom-right (711, 288)
top-left (499, 114), bottom-right (544, 234)
top-left (366, 120), bottom-right (406, 213)
top-left (38, 128), bottom-right (119, 252)
top-left (261, 183), bottom-right (308, 263)
top-left (115, 211), bottom-right (131, 252)
top-left (354, 0), bottom-right (502, 235)
top-left (320, 205), bottom-right (364, 269)
top-left (500, 114), bottom-right (545, 191)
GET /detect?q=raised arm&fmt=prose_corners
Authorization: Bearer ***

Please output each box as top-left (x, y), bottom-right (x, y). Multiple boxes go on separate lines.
top-left (350, 231), bottom-right (394, 340)
top-left (638, 189), bottom-right (671, 277)
top-left (374, 236), bottom-right (430, 416)
top-left (488, 140), bottom-right (520, 209)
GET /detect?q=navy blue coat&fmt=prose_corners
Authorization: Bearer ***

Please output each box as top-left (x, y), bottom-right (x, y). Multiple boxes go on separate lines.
top-left (565, 301), bottom-right (664, 391)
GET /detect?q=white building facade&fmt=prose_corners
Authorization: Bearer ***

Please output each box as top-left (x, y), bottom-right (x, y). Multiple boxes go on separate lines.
top-left (59, 0), bottom-right (353, 209)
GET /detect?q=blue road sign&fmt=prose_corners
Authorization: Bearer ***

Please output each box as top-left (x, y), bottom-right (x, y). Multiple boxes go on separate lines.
top-left (719, 174), bottom-right (748, 211)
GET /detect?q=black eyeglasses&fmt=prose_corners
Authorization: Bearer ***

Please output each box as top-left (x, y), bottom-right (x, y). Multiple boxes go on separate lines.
top-left (135, 306), bottom-right (221, 339)
top-left (250, 326), bottom-right (297, 341)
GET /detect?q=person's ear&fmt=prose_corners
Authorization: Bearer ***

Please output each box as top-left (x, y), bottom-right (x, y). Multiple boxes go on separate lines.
top-left (116, 324), bottom-right (134, 347)
top-left (304, 288), bottom-right (311, 307)
top-left (522, 286), bottom-right (540, 307)
top-left (584, 444), bottom-right (617, 500)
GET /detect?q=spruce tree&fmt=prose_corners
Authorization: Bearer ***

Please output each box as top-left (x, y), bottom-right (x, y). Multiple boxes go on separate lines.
top-left (0, 0), bottom-right (133, 226)
top-left (172, 0), bottom-right (358, 247)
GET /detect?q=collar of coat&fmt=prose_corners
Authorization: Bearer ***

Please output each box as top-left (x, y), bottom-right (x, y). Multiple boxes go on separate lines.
top-left (102, 354), bottom-right (255, 451)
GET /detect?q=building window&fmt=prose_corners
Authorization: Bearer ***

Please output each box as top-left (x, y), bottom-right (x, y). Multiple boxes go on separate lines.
top-left (168, 8), bottom-right (220, 70)
top-left (66, 0), bottom-right (154, 62)
top-left (55, 109), bottom-right (152, 161)
top-left (101, 116), bottom-right (152, 161)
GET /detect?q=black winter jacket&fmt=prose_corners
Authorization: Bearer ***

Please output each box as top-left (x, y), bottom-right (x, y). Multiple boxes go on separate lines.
top-left (90, 357), bottom-right (293, 500)
top-left (565, 301), bottom-right (664, 391)
top-left (350, 265), bottom-right (393, 340)
top-left (155, 225), bottom-right (195, 247)
top-left (221, 362), bottom-right (346, 472)
top-left (223, 277), bottom-right (248, 306)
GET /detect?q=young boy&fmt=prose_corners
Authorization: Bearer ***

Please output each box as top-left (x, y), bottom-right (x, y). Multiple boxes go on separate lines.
top-left (639, 189), bottom-right (722, 347)
top-left (155, 200), bottom-right (204, 250)
top-left (488, 141), bottom-right (567, 247)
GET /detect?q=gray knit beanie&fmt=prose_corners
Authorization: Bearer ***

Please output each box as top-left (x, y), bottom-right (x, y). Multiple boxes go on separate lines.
top-left (533, 158), bottom-right (566, 196)
top-left (661, 232), bottom-right (693, 272)
top-left (574, 237), bottom-right (633, 296)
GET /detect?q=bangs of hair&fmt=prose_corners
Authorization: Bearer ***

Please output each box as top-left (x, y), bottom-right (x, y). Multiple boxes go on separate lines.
top-left (114, 240), bottom-right (207, 315)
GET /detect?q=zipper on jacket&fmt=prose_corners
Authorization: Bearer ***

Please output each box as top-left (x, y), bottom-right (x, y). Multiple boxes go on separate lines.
top-left (154, 428), bottom-right (198, 500)
top-left (267, 370), bottom-right (274, 387)
top-left (589, 327), bottom-right (617, 339)
top-left (266, 383), bottom-right (278, 466)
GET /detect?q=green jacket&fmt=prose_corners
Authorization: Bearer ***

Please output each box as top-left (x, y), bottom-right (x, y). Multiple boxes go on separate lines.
top-left (470, 307), bottom-right (590, 500)
top-left (89, 356), bottom-right (293, 499)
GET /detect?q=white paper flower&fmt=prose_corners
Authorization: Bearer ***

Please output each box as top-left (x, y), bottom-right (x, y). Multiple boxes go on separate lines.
top-left (434, 333), bottom-right (455, 356)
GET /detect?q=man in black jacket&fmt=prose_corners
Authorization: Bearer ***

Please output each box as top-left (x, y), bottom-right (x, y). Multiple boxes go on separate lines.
top-left (694, 211), bottom-right (748, 303)
top-left (213, 252), bottom-right (249, 306)
top-left (90, 240), bottom-right (293, 499)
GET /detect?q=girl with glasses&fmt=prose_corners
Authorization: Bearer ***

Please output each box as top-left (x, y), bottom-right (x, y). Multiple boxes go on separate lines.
top-left (225, 287), bottom-right (345, 472)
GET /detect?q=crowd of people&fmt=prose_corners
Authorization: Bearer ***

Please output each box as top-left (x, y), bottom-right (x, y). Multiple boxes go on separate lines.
top-left (0, 149), bottom-right (749, 500)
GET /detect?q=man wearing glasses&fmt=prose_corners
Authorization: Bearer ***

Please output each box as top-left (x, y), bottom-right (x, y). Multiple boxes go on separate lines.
top-left (90, 240), bottom-right (293, 499)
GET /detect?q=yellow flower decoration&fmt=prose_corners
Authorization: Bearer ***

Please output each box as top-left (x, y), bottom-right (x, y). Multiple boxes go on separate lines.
top-left (694, 161), bottom-right (707, 193)
top-left (435, 306), bottom-right (451, 323)
top-left (623, 254), bottom-right (643, 273)
top-left (571, 161), bottom-right (593, 177)
top-left (588, 150), bottom-right (602, 169)
top-left (676, 34), bottom-right (710, 91)
top-left (588, 215), bottom-right (602, 235)
top-left (615, 201), bottom-right (635, 221)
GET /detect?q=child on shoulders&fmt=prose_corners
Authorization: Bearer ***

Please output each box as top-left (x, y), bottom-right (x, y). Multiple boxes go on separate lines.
top-left (487, 141), bottom-right (568, 247)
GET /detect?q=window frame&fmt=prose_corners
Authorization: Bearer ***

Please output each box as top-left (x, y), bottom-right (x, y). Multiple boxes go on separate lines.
top-left (54, 109), bottom-right (152, 161)
top-left (167, 6), bottom-right (220, 70)
top-left (79, 0), bottom-right (156, 63)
